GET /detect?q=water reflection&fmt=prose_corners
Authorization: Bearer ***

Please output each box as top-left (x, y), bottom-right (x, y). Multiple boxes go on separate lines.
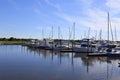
top-left (0, 45), bottom-right (120, 80)
top-left (26, 46), bottom-right (120, 80)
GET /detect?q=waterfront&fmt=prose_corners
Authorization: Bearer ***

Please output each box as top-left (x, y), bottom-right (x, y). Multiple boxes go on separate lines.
top-left (0, 45), bottom-right (120, 80)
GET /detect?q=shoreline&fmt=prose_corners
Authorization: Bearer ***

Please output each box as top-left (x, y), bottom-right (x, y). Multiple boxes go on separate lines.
top-left (0, 41), bottom-right (27, 45)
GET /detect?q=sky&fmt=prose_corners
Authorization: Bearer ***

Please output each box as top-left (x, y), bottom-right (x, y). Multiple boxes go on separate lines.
top-left (0, 0), bottom-right (120, 40)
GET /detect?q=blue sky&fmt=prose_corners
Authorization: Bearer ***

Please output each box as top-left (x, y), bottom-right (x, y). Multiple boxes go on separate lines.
top-left (0, 0), bottom-right (120, 40)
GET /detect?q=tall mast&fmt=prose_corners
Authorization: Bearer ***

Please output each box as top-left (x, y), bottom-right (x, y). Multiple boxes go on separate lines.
top-left (99, 29), bottom-right (102, 40)
top-left (73, 22), bottom-right (75, 40)
top-left (108, 12), bottom-right (109, 42)
top-left (108, 12), bottom-right (114, 42)
top-left (69, 27), bottom-right (72, 40)
top-left (52, 26), bottom-right (53, 39)
top-left (84, 31), bottom-right (86, 38)
top-left (95, 30), bottom-right (97, 40)
top-left (58, 26), bottom-right (60, 39)
top-left (88, 27), bottom-right (90, 39)
top-left (110, 21), bottom-right (114, 41)
top-left (72, 22), bottom-right (75, 50)
top-left (115, 26), bottom-right (117, 41)
top-left (42, 28), bottom-right (44, 39)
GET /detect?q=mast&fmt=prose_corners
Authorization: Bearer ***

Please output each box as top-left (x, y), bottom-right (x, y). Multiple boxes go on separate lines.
top-left (69, 27), bottom-right (72, 40)
top-left (99, 29), bottom-right (102, 40)
top-left (73, 22), bottom-right (75, 40)
top-left (95, 30), bottom-right (97, 40)
top-left (58, 26), bottom-right (61, 50)
top-left (69, 27), bottom-right (72, 39)
top-left (84, 31), bottom-right (86, 38)
top-left (108, 12), bottom-right (109, 42)
top-left (58, 26), bottom-right (60, 39)
top-left (110, 19), bottom-right (114, 41)
top-left (88, 27), bottom-right (90, 39)
top-left (68, 27), bottom-right (70, 48)
top-left (68, 27), bottom-right (71, 49)
top-left (115, 26), bottom-right (117, 41)
top-left (108, 12), bottom-right (114, 42)
top-left (72, 22), bottom-right (75, 51)
top-left (51, 26), bottom-right (53, 49)
top-left (52, 26), bottom-right (53, 39)
top-left (42, 28), bottom-right (44, 39)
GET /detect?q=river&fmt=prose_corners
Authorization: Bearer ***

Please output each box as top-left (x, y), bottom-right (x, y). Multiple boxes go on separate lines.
top-left (0, 45), bottom-right (120, 80)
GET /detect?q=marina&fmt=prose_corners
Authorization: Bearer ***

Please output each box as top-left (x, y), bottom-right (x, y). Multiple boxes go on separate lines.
top-left (1, 0), bottom-right (120, 80)
top-left (21, 12), bottom-right (120, 58)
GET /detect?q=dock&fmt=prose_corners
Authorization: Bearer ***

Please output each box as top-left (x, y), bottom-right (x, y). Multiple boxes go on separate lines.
top-left (87, 53), bottom-right (107, 57)
top-left (60, 50), bottom-right (74, 52)
top-left (87, 53), bottom-right (120, 57)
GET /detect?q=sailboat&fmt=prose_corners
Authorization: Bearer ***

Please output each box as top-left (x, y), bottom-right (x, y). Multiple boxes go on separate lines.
top-left (54, 26), bottom-right (73, 51)
top-left (44, 26), bottom-right (55, 50)
top-left (99, 12), bottom-right (120, 57)
top-left (73, 26), bottom-right (97, 53)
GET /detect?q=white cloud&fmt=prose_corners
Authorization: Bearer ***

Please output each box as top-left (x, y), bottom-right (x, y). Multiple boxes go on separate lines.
top-left (82, 9), bottom-right (107, 29)
top-left (106, 0), bottom-right (120, 10)
top-left (55, 12), bottom-right (74, 22)
top-left (55, 0), bottom-right (120, 31)
top-left (33, 0), bottom-right (120, 40)
top-left (106, 0), bottom-right (120, 15)
top-left (75, 0), bottom-right (94, 8)
top-left (44, 0), bottom-right (62, 12)
top-left (34, 8), bottom-right (41, 15)
top-left (55, 9), bottom-right (107, 31)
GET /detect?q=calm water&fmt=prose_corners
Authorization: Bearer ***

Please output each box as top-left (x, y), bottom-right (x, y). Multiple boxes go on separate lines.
top-left (0, 45), bottom-right (120, 80)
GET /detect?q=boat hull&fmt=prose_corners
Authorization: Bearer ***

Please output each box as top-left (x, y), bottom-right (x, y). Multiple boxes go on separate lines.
top-left (73, 47), bottom-right (96, 53)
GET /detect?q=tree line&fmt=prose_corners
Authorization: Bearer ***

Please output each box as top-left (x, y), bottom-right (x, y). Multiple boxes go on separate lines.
top-left (0, 37), bottom-right (32, 41)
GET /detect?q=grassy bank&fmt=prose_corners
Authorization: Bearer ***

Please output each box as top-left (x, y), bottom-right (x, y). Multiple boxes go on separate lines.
top-left (0, 41), bottom-right (27, 45)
